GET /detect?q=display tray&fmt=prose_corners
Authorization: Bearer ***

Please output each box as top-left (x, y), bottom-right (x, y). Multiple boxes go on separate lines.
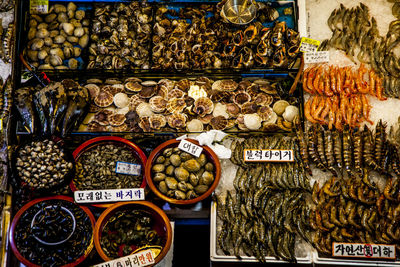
top-left (209, 202), bottom-right (313, 264)
top-left (313, 252), bottom-right (400, 266)
top-left (15, 0), bottom-right (301, 74)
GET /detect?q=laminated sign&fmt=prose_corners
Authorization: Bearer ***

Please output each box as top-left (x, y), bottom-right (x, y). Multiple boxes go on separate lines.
top-left (74, 188), bottom-right (145, 203)
top-left (30, 0), bottom-right (49, 14)
top-left (178, 139), bottom-right (203, 157)
top-left (93, 249), bottom-right (155, 267)
top-left (304, 51), bottom-right (329, 64)
top-left (333, 242), bottom-right (396, 259)
top-left (299, 37), bottom-right (320, 52)
top-left (244, 149), bottom-right (294, 162)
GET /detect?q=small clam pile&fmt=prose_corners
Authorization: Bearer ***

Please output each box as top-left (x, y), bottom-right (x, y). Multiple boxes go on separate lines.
top-left (81, 77), bottom-right (299, 133)
top-left (26, 2), bottom-right (90, 70)
top-left (152, 5), bottom-right (228, 70)
top-left (152, 147), bottom-right (215, 200)
top-left (74, 143), bottom-right (143, 190)
top-left (88, 2), bottom-right (152, 69)
top-left (222, 21), bottom-right (300, 69)
top-left (101, 210), bottom-right (163, 259)
top-left (15, 140), bottom-right (73, 189)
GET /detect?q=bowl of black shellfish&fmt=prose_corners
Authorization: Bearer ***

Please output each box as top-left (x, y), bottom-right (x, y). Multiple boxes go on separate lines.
top-left (94, 201), bottom-right (172, 263)
top-left (71, 136), bottom-right (147, 207)
top-left (9, 196), bottom-right (95, 267)
top-left (145, 139), bottom-right (221, 205)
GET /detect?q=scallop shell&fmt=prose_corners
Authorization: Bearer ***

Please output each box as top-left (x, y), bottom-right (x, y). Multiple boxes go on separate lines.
top-left (113, 93), bottom-right (130, 108)
top-left (212, 103), bottom-right (229, 119)
top-left (125, 81), bottom-right (143, 92)
top-left (212, 79), bottom-right (238, 91)
top-left (149, 114), bottom-right (167, 130)
top-left (139, 85), bottom-right (157, 98)
top-left (194, 97), bottom-right (214, 117)
top-left (158, 79), bottom-right (175, 91)
top-left (105, 78), bottom-right (121, 85)
top-left (138, 117), bottom-right (151, 132)
top-left (149, 96), bottom-right (167, 113)
top-left (94, 90), bottom-right (113, 107)
top-left (236, 114), bottom-right (245, 125)
top-left (102, 85), bottom-right (123, 95)
top-left (238, 80), bottom-right (252, 90)
top-left (257, 105), bottom-right (274, 121)
top-left (186, 119), bottom-right (204, 132)
top-left (265, 111), bottom-right (278, 124)
top-left (241, 102), bottom-right (258, 114)
top-left (94, 110), bottom-right (112, 125)
top-left (166, 98), bottom-right (186, 114)
top-left (111, 124), bottom-right (128, 132)
top-left (282, 105), bottom-right (299, 122)
top-left (84, 84), bottom-right (100, 99)
top-left (226, 103), bottom-right (240, 118)
top-left (142, 80), bottom-right (158, 86)
top-left (109, 113), bottom-right (126, 126)
top-left (89, 104), bottom-right (101, 113)
top-left (116, 106), bottom-right (130, 115)
top-left (125, 77), bottom-right (142, 83)
top-left (254, 79), bottom-right (270, 86)
top-left (188, 85), bottom-right (207, 100)
top-left (167, 113), bottom-right (187, 129)
top-left (86, 78), bottom-right (103, 84)
top-left (199, 114), bottom-right (213, 124)
top-left (129, 95), bottom-right (145, 110)
top-left (273, 100), bottom-right (290, 116)
top-left (158, 85), bottom-right (169, 99)
top-left (233, 91), bottom-right (252, 106)
top-left (136, 102), bottom-right (154, 118)
top-left (259, 84), bottom-right (278, 94)
top-left (254, 93), bottom-right (273, 106)
top-left (244, 113), bottom-right (262, 130)
top-left (167, 89), bottom-right (185, 99)
top-left (247, 84), bottom-right (260, 99)
top-left (112, 83), bottom-right (125, 92)
top-left (262, 122), bottom-right (280, 131)
top-left (210, 90), bottom-right (230, 103)
top-left (175, 79), bottom-right (191, 91)
top-left (197, 76), bottom-right (214, 90)
top-left (87, 121), bottom-right (106, 132)
top-left (210, 116), bottom-right (228, 130)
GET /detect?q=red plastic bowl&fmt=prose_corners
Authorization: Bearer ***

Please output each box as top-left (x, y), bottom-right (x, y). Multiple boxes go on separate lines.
top-left (9, 195), bottom-right (96, 267)
top-left (145, 139), bottom-right (221, 205)
top-left (71, 136), bottom-right (147, 208)
top-left (94, 201), bottom-right (172, 264)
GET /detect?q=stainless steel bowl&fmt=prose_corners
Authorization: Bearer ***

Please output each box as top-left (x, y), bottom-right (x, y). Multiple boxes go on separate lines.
top-left (221, 0), bottom-right (257, 25)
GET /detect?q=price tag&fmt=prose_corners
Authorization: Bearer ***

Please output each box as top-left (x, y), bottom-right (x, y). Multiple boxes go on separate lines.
top-left (333, 243), bottom-right (396, 259)
top-left (116, 162), bottom-right (141, 176)
top-left (93, 249), bottom-right (155, 267)
top-left (244, 149), bottom-right (294, 162)
top-left (299, 37), bottom-right (320, 52)
top-left (30, 0), bottom-right (49, 14)
top-left (304, 51), bottom-right (330, 64)
top-left (178, 139), bottom-right (203, 157)
top-left (74, 188), bottom-right (144, 204)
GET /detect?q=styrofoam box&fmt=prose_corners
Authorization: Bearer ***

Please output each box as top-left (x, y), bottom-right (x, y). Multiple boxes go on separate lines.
top-left (209, 202), bottom-right (313, 264)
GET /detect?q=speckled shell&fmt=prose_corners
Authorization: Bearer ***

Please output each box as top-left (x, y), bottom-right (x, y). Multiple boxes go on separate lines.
top-left (149, 96), bottom-right (167, 113)
top-left (102, 85), bottom-right (123, 95)
top-left (105, 78), bottom-right (122, 85)
top-left (166, 98), bottom-right (186, 114)
top-left (94, 90), bottom-right (113, 107)
top-left (175, 79), bottom-right (191, 91)
top-left (194, 97), bottom-right (214, 117)
top-left (212, 79), bottom-right (238, 91)
top-left (124, 77), bottom-right (142, 83)
top-left (158, 79), bottom-right (175, 91)
top-left (167, 113), bottom-right (187, 128)
top-left (149, 114), bottom-right (167, 130)
top-left (254, 93), bottom-right (273, 106)
top-left (241, 102), bottom-right (258, 114)
top-left (257, 105), bottom-right (274, 121)
top-left (210, 115), bottom-right (228, 130)
top-left (129, 95), bottom-right (145, 110)
top-left (210, 90), bottom-right (230, 103)
top-left (87, 121), bottom-right (106, 132)
top-left (125, 81), bottom-right (143, 92)
top-left (113, 92), bottom-right (130, 108)
top-left (109, 113), bottom-right (126, 126)
top-left (167, 89), bottom-right (185, 99)
top-left (138, 85), bottom-right (157, 98)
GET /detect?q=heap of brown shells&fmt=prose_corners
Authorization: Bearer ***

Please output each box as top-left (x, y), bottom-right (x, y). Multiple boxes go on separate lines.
top-left (88, 2), bottom-right (152, 69)
top-left (80, 77), bottom-right (298, 133)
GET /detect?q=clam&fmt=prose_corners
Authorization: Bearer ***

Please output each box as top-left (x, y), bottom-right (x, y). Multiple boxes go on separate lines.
top-left (175, 167), bottom-right (189, 182)
top-left (31, 38), bottom-right (44, 50)
top-left (79, 34), bottom-right (89, 48)
top-left (54, 35), bottom-right (66, 44)
top-left (49, 55), bottom-right (63, 66)
top-left (183, 159), bottom-right (201, 172)
top-left (165, 177), bottom-right (178, 189)
top-left (186, 119), bottom-right (204, 132)
top-left (282, 105), bottom-right (299, 122)
top-left (62, 22), bottom-right (74, 35)
top-left (149, 114), bottom-right (167, 130)
top-left (68, 58), bottom-right (79, 69)
top-left (36, 28), bottom-right (49, 38)
top-left (27, 50), bottom-right (38, 61)
top-left (200, 171), bottom-right (214, 185)
top-left (28, 28), bottom-right (37, 40)
top-left (273, 100), bottom-right (290, 116)
top-left (113, 93), bottom-right (130, 108)
top-left (170, 154), bottom-right (181, 167)
top-left (195, 185), bottom-right (209, 194)
top-left (158, 181), bottom-right (168, 194)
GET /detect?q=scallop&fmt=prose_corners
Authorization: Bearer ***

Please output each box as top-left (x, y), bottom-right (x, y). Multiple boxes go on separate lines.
top-left (138, 117), bottom-right (151, 132)
top-left (212, 103), bottom-right (229, 119)
top-left (108, 113), bottom-right (126, 127)
top-left (188, 85), bottom-right (207, 100)
top-left (257, 105), bottom-right (274, 121)
top-left (116, 106), bottom-right (130, 115)
top-left (273, 100), bottom-right (290, 116)
top-left (167, 113), bottom-right (187, 129)
top-left (210, 116), bottom-right (228, 130)
top-left (94, 110), bottom-right (112, 125)
top-left (136, 102), bottom-right (154, 118)
top-left (226, 103), bottom-right (240, 118)
top-left (282, 105), bottom-right (299, 122)
top-left (244, 113), bottom-right (262, 130)
top-left (166, 98), bottom-right (186, 114)
top-left (255, 93), bottom-right (274, 106)
top-left (125, 81), bottom-right (142, 92)
top-left (212, 79), bottom-right (238, 91)
top-left (241, 102), bottom-right (258, 114)
top-left (167, 89), bottom-right (185, 99)
top-left (113, 93), bottom-right (129, 108)
top-left (194, 97), bottom-right (214, 117)
top-left (94, 90), bottom-right (113, 107)
top-left (186, 119), bottom-right (204, 132)
top-left (149, 114), bottom-right (166, 130)
top-left (149, 96), bottom-right (167, 113)
top-left (129, 95), bottom-right (145, 110)
top-left (233, 91), bottom-right (251, 106)
top-left (84, 84), bottom-right (100, 99)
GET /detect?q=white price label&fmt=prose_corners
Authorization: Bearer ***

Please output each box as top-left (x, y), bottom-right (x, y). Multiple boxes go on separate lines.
top-left (244, 149), bottom-right (294, 162)
top-left (333, 243), bottom-right (396, 259)
top-left (74, 188), bottom-right (144, 204)
top-left (304, 51), bottom-right (330, 63)
top-left (115, 162), bottom-right (141, 176)
top-left (30, 0), bottom-right (49, 14)
top-left (93, 249), bottom-right (155, 267)
top-left (299, 37), bottom-right (320, 52)
top-left (178, 139), bottom-right (203, 157)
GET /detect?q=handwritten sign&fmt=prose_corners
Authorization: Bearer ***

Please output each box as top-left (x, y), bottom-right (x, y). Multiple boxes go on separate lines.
top-left (299, 37), bottom-right (320, 53)
top-left (30, 0), bottom-right (49, 14)
top-left (333, 243), bottom-right (396, 259)
top-left (244, 149), bottom-right (294, 162)
top-left (178, 139), bottom-right (203, 157)
top-left (116, 162), bottom-right (141, 176)
top-left (93, 249), bottom-right (155, 267)
top-left (74, 188), bottom-right (144, 204)
top-left (304, 51), bottom-right (330, 64)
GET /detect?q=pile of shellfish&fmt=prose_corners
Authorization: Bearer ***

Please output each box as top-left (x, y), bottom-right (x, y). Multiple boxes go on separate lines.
top-left (25, 2), bottom-right (90, 70)
top-left (88, 2), bottom-right (152, 69)
top-left (80, 77), bottom-right (299, 133)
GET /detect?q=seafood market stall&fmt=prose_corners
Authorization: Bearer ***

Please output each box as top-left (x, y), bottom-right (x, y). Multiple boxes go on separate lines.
top-left (2, 0), bottom-right (400, 266)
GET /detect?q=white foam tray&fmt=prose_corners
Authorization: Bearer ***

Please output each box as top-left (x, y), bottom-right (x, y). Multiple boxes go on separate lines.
top-left (313, 251), bottom-right (400, 266)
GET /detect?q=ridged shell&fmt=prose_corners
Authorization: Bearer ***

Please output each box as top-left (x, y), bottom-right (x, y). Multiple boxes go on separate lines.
top-left (149, 114), bottom-right (166, 130)
top-left (111, 124), bottom-right (128, 132)
top-left (125, 81), bottom-right (143, 92)
top-left (94, 90), bottom-right (113, 107)
top-left (254, 93), bottom-right (273, 106)
top-left (124, 77), bottom-right (142, 83)
top-left (149, 96), bottom-right (167, 113)
top-left (109, 113), bottom-right (126, 126)
top-left (199, 114), bottom-right (213, 124)
top-left (102, 85), bottom-right (123, 95)
top-left (105, 78), bottom-right (121, 85)
top-left (210, 116), bottom-right (228, 130)
top-left (158, 79), bottom-right (175, 91)
top-left (142, 80), bottom-right (157, 86)
top-left (212, 79), bottom-right (238, 91)
top-left (273, 100), bottom-right (290, 116)
top-left (212, 103), bottom-right (229, 119)
top-left (94, 110), bottom-right (112, 126)
top-left (175, 79), bottom-right (191, 91)
top-left (113, 93), bottom-right (130, 108)
top-left (238, 80), bottom-right (252, 90)
top-left (186, 119), bottom-right (204, 132)
top-left (194, 97), bottom-right (214, 117)
top-left (210, 90), bottom-right (230, 103)
top-left (166, 98), bottom-right (186, 114)
top-left (241, 102), bottom-right (258, 114)
top-left (257, 105), bottom-right (273, 121)
top-left (129, 95), bottom-right (144, 110)
top-left (188, 85), bottom-right (207, 100)
top-left (87, 121), bottom-right (106, 132)
top-left (139, 85), bottom-right (157, 98)
top-left (244, 113), bottom-right (262, 130)
top-left (136, 102), bottom-right (154, 118)
top-left (167, 113), bottom-right (187, 128)
top-left (138, 117), bottom-right (151, 132)
top-left (167, 89), bottom-right (185, 99)
top-left (226, 103), bottom-right (240, 118)
top-left (84, 83), bottom-right (100, 99)
top-left (233, 91), bottom-right (251, 106)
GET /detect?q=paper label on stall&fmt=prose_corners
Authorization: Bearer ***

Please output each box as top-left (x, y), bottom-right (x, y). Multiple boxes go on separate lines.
top-left (299, 37), bottom-right (320, 52)
top-left (244, 149), bottom-right (294, 162)
top-left (74, 188), bottom-right (144, 203)
top-left (332, 242), bottom-right (396, 259)
top-left (30, 0), bottom-right (49, 14)
top-left (93, 249), bottom-right (155, 267)
top-left (115, 161), bottom-right (141, 176)
top-left (178, 139), bottom-right (203, 157)
top-left (304, 51), bottom-right (330, 63)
